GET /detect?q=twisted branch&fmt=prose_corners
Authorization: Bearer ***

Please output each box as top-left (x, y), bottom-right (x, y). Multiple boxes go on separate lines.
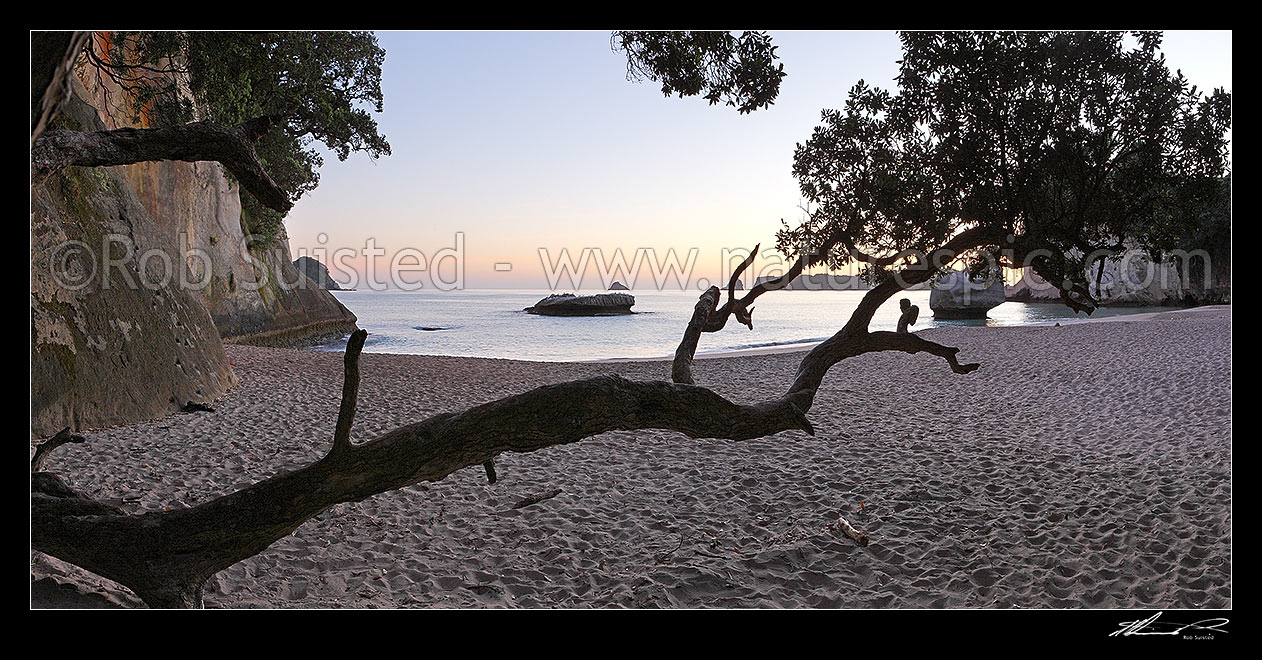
top-left (31, 115), bottom-right (293, 213)
top-left (672, 285), bottom-right (721, 384)
top-left (331, 329), bottom-right (368, 454)
top-left (32, 226), bottom-right (994, 608)
top-left (31, 31), bottom-right (91, 144)
top-left (31, 428), bottom-right (86, 473)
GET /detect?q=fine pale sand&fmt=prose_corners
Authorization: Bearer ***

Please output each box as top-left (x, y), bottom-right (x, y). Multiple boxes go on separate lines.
top-left (31, 307), bottom-right (1231, 608)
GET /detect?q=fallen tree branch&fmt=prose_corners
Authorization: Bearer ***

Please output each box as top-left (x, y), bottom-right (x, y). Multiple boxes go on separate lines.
top-left (511, 488), bottom-right (563, 510)
top-left (31, 115), bottom-right (293, 213)
top-left (31, 228), bottom-right (988, 608)
top-left (31, 428), bottom-right (86, 473)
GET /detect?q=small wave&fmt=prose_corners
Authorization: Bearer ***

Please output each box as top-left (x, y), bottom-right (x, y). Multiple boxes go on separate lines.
top-left (309, 333), bottom-right (355, 352)
top-left (310, 331), bottom-right (402, 352)
top-left (413, 325), bottom-right (456, 331)
top-left (705, 336), bottom-right (830, 353)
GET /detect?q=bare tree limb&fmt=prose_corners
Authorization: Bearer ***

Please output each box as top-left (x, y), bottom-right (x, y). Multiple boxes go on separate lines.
top-left (331, 329), bottom-right (368, 454)
top-left (31, 372), bottom-right (818, 607)
top-left (703, 245), bottom-right (805, 332)
top-left (31, 428), bottom-right (86, 473)
top-left (31, 115), bottom-right (293, 213)
top-left (30, 224), bottom-right (993, 608)
top-left (703, 229), bottom-right (850, 333)
top-left (31, 31), bottom-right (91, 145)
top-left (1004, 236), bottom-right (1102, 315)
top-left (673, 286), bottom-right (721, 385)
top-left (727, 245), bottom-right (756, 302)
top-left (863, 331), bottom-right (982, 374)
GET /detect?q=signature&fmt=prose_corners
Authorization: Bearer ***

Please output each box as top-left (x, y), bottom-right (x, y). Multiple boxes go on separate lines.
top-left (1110, 612), bottom-right (1230, 637)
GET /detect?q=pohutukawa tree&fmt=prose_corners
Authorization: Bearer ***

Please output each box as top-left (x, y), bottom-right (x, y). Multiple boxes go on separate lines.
top-left (612, 30), bottom-right (787, 114)
top-left (31, 31), bottom-right (1230, 607)
top-left (780, 31), bottom-right (1230, 313)
top-left (31, 31), bottom-right (390, 247)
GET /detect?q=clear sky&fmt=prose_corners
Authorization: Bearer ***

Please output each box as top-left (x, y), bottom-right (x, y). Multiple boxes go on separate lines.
top-left (283, 30), bottom-right (1232, 291)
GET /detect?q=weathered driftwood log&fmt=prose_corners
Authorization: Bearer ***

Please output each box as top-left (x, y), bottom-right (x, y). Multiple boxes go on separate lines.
top-left (836, 514), bottom-right (871, 547)
top-left (512, 488), bottom-right (563, 510)
top-left (31, 230), bottom-right (990, 608)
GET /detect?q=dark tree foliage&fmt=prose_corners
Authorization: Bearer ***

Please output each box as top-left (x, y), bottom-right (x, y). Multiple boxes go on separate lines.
top-left (1164, 174), bottom-right (1231, 298)
top-left (613, 31), bottom-right (786, 114)
top-left (31, 32), bottom-right (77, 121)
top-left (83, 31), bottom-right (390, 246)
top-left (779, 31), bottom-right (1231, 310)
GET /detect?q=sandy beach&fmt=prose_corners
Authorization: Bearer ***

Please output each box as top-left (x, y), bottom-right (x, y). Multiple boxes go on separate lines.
top-left (31, 307), bottom-right (1231, 608)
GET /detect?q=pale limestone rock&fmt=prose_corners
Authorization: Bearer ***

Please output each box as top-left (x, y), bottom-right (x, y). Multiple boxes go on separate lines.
top-left (930, 270), bottom-right (1006, 319)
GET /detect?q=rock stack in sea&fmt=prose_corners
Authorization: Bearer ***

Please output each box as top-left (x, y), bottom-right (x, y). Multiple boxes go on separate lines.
top-left (929, 270), bottom-right (1006, 319)
top-left (525, 293), bottom-right (635, 316)
top-left (293, 256), bottom-right (344, 290)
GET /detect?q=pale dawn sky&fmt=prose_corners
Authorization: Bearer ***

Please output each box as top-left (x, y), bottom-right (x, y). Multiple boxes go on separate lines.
top-left (283, 30), bottom-right (1232, 291)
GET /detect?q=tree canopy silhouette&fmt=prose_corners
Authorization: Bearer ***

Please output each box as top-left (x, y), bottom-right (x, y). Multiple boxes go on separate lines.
top-left (779, 31), bottom-right (1230, 310)
top-left (613, 30), bottom-right (786, 114)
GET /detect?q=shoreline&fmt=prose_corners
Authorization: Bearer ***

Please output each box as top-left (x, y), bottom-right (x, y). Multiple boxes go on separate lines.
top-left (306, 304), bottom-right (1231, 366)
top-left (592, 304), bottom-right (1233, 364)
top-left (32, 308), bottom-right (1231, 608)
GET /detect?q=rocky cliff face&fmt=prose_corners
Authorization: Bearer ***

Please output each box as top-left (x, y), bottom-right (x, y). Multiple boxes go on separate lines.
top-left (293, 256), bottom-right (344, 290)
top-left (198, 225), bottom-right (358, 346)
top-left (1005, 243), bottom-right (1230, 307)
top-left (31, 67), bottom-right (357, 435)
top-left (70, 70), bottom-right (358, 347)
top-left (31, 89), bottom-right (236, 435)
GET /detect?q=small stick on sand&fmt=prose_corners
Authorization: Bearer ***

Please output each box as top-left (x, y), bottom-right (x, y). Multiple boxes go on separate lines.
top-left (837, 514), bottom-right (870, 546)
top-left (512, 488), bottom-right (562, 510)
top-left (654, 533), bottom-right (686, 564)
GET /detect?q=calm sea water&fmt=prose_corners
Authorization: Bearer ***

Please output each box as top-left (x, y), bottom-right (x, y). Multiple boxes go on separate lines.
top-left (313, 289), bottom-right (1164, 361)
